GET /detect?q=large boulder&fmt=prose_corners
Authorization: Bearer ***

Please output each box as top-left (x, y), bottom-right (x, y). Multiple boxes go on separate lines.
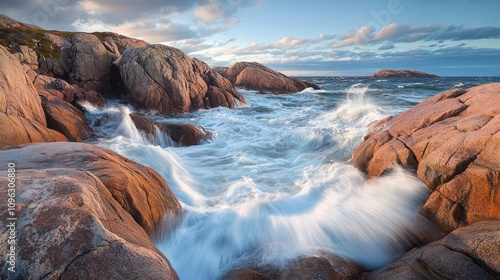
top-left (0, 142), bottom-right (182, 235)
top-left (353, 83), bottom-right (500, 233)
top-left (60, 33), bottom-right (117, 94)
top-left (366, 220), bottom-right (500, 279)
top-left (0, 45), bottom-right (68, 148)
top-left (371, 69), bottom-right (439, 78)
top-left (39, 94), bottom-right (95, 142)
top-left (115, 44), bottom-right (246, 113)
top-left (215, 62), bottom-right (320, 94)
top-left (129, 113), bottom-right (209, 146)
top-left (0, 166), bottom-right (178, 279)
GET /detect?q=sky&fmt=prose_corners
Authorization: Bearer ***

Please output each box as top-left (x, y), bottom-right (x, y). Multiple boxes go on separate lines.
top-left (2, 0), bottom-right (500, 76)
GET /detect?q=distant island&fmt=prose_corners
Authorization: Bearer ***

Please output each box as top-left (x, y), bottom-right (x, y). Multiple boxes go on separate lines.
top-left (371, 69), bottom-right (439, 78)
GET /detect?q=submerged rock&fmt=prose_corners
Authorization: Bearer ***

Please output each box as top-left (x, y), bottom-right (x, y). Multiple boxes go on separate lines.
top-left (115, 44), bottom-right (246, 113)
top-left (215, 62), bottom-right (320, 94)
top-left (222, 252), bottom-right (361, 280)
top-left (129, 113), bottom-right (209, 146)
top-left (366, 220), bottom-right (500, 279)
top-left (371, 69), bottom-right (439, 78)
top-left (353, 83), bottom-right (500, 233)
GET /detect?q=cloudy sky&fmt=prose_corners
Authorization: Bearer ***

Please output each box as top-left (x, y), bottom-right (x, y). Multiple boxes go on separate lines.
top-left (2, 0), bottom-right (500, 76)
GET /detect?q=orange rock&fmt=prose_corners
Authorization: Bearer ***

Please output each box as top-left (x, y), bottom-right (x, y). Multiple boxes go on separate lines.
top-left (0, 142), bottom-right (182, 235)
top-left (353, 83), bottom-right (500, 233)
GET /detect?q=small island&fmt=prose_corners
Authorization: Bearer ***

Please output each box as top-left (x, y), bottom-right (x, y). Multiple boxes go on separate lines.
top-left (371, 69), bottom-right (439, 78)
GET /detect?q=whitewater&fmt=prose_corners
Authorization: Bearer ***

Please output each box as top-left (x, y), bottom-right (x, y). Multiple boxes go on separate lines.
top-left (83, 76), bottom-right (497, 279)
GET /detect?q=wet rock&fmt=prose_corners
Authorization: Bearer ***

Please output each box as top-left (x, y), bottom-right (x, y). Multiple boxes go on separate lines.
top-left (366, 220), bottom-right (500, 280)
top-left (39, 94), bottom-right (94, 142)
top-left (129, 113), bottom-right (209, 146)
top-left (34, 74), bottom-right (107, 108)
top-left (115, 44), bottom-right (246, 113)
top-left (223, 253), bottom-right (361, 280)
top-left (0, 142), bottom-right (182, 235)
top-left (0, 165), bottom-right (178, 279)
top-left (215, 62), bottom-right (320, 94)
top-left (371, 69), bottom-right (439, 78)
top-left (353, 83), bottom-right (500, 233)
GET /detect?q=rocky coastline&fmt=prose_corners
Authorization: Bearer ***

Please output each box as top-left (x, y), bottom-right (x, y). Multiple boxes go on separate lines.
top-left (1, 13), bottom-right (499, 279)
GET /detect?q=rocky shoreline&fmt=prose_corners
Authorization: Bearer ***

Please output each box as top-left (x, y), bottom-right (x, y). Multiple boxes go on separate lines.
top-left (1, 13), bottom-right (499, 280)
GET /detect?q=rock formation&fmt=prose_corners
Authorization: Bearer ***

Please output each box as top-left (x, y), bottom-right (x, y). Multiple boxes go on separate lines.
top-left (371, 69), bottom-right (439, 78)
top-left (0, 142), bottom-right (182, 234)
top-left (115, 44), bottom-right (246, 113)
top-left (0, 45), bottom-right (67, 148)
top-left (129, 113), bottom-right (209, 146)
top-left (366, 221), bottom-right (500, 279)
top-left (0, 143), bottom-right (180, 279)
top-left (215, 62), bottom-right (320, 94)
top-left (353, 83), bottom-right (500, 233)
top-left (223, 253), bottom-right (361, 280)
top-left (39, 94), bottom-right (95, 142)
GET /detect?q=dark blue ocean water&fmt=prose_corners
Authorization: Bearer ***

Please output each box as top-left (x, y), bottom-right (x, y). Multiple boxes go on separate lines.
top-left (85, 76), bottom-right (500, 279)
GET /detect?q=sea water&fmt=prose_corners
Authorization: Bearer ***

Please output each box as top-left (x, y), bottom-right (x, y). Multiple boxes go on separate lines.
top-left (84, 76), bottom-right (499, 279)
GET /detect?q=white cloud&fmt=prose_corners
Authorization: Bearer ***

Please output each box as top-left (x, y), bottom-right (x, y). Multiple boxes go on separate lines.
top-left (274, 37), bottom-right (309, 48)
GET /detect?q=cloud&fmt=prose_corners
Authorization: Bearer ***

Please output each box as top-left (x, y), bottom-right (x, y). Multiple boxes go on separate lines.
top-left (435, 26), bottom-right (500, 41)
top-left (333, 23), bottom-right (500, 48)
top-left (0, 0), bottom-right (258, 43)
top-left (274, 37), bottom-right (309, 48)
top-left (333, 26), bottom-right (374, 48)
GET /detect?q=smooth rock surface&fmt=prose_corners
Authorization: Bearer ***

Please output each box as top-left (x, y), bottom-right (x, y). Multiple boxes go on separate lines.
top-left (0, 45), bottom-right (68, 148)
top-left (115, 44), bottom-right (246, 113)
top-left (39, 94), bottom-right (95, 142)
top-left (0, 142), bottom-right (182, 235)
top-left (216, 62), bottom-right (320, 94)
top-left (353, 83), bottom-right (500, 233)
top-left (0, 167), bottom-right (178, 279)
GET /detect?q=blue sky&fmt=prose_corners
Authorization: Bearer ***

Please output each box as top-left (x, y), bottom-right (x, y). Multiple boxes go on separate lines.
top-left (2, 0), bottom-right (500, 76)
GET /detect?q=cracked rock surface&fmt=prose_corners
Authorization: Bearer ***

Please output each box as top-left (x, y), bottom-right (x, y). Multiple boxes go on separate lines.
top-left (353, 83), bottom-right (500, 233)
top-left (366, 220), bottom-right (500, 279)
top-left (115, 44), bottom-right (246, 113)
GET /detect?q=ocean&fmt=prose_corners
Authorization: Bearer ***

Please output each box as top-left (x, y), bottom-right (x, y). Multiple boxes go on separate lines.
top-left (83, 76), bottom-right (500, 279)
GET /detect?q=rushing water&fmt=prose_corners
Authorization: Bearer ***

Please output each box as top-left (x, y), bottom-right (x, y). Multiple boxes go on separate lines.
top-left (84, 76), bottom-right (499, 279)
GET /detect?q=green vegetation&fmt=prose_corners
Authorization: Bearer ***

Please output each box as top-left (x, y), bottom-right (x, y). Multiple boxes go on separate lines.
top-left (0, 25), bottom-right (73, 59)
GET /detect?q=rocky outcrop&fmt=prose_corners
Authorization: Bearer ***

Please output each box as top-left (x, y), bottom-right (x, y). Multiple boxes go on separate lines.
top-left (223, 253), bottom-right (361, 280)
top-left (39, 94), bottom-right (94, 141)
top-left (0, 144), bottom-right (179, 279)
top-left (101, 33), bottom-right (149, 56)
top-left (115, 44), bottom-right (246, 113)
top-left (57, 33), bottom-right (117, 94)
top-left (129, 113), bottom-right (209, 146)
top-left (0, 142), bottom-right (182, 235)
top-left (35, 74), bottom-right (107, 108)
top-left (215, 62), bottom-right (320, 94)
top-left (353, 83), bottom-right (500, 233)
top-left (366, 220), bottom-right (500, 279)
top-left (0, 45), bottom-right (68, 148)
top-left (371, 69), bottom-right (439, 78)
